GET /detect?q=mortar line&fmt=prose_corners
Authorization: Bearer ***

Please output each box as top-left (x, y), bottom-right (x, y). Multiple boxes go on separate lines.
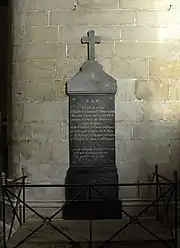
top-left (47, 10), bottom-right (51, 26)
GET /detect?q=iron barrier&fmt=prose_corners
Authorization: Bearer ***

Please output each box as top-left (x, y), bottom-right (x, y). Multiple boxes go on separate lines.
top-left (1, 165), bottom-right (178, 248)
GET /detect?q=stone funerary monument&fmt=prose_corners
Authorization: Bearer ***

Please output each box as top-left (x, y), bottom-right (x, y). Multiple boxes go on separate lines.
top-left (63, 30), bottom-right (122, 219)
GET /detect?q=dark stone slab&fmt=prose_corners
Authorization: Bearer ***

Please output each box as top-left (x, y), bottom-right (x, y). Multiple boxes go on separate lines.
top-left (67, 60), bottom-right (117, 94)
top-left (64, 30), bottom-right (121, 220)
top-left (69, 95), bottom-right (115, 166)
top-left (65, 166), bottom-right (118, 200)
top-left (63, 166), bottom-right (122, 219)
top-left (63, 200), bottom-right (122, 220)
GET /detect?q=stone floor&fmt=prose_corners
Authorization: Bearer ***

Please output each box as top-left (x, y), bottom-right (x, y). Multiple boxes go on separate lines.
top-left (6, 219), bottom-right (177, 248)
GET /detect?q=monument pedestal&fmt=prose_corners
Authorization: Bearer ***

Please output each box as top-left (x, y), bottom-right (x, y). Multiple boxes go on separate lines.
top-left (64, 30), bottom-right (122, 220)
top-left (63, 166), bottom-right (122, 220)
top-left (63, 199), bottom-right (122, 220)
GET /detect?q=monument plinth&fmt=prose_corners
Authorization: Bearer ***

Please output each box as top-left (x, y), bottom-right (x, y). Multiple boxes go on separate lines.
top-left (63, 30), bottom-right (122, 220)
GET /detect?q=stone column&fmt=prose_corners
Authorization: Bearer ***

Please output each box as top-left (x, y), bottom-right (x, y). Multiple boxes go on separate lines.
top-left (10, 0), bottom-right (69, 205)
top-left (10, 0), bottom-right (28, 176)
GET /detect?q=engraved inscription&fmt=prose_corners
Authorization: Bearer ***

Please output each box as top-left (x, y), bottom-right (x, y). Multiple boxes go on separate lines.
top-left (69, 95), bottom-right (115, 166)
top-left (70, 109), bottom-right (114, 141)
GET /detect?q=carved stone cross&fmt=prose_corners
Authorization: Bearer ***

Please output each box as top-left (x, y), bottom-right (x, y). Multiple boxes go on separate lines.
top-left (81, 30), bottom-right (101, 60)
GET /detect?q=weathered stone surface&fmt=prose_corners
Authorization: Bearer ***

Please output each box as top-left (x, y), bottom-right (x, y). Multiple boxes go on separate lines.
top-left (117, 79), bottom-right (136, 101)
top-left (27, 0), bottom-right (73, 10)
top-left (125, 140), bottom-right (170, 163)
top-left (77, 0), bottom-right (119, 9)
top-left (25, 162), bottom-right (67, 184)
top-left (116, 139), bottom-right (125, 162)
top-left (67, 42), bottom-right (86, 61)
top-left (119, 0), bottom-right (178, 9)
top-left (23, 100), bottom-right (68, 122)
top-left (12, 121), bottom-right (68, 142)
top-left (134, 59), bottom-right (149, 79)
top-left (133, 121), bottom-right (180, 140)
top-left (170, 140), bottom-right (180, 167)
top-left (26, 11), bottom-right (48, 26)
top-left (51, 10), bottom-right (134, 25)
top-left (28, 0), bottom-right (119, 10)
top-left (13, 60), bottom-right (57, 81)
top-left (13, 140), bottom-right (55, 164)
top-left (122, 27), bottom-right (164, 41)
top-left (162, 26), bottom-right (180, 41)
top-left (168, 79), bottom-right (180, 100)
top-left (94, 10), bottom-right (134, 24)
top-left (166, 43), bottom-right (180, 60)
top-left (149, 59), bottom-right (180, 79)
top-left (58, 26), bottom-right (121, 42)
top-left (14, 43), bottom-right (66, 60)
top-left (142, 140), bottom-right (170, 163)
top-left (115, 42), bottom-right (166, 59)
top-left (110, 59), bottom-right (149, 79)
top-left (95, 42), bottom-right (115, 59)
top-left (56, 58), bottom-right (85, 80)
top-left (52, 141), bottom-right (69, 164)
top-left (135, 79), bottom-right (168, 101)
top-left (110, 59), bottom-right (134, 78)
top-left (11, 0), bottom-right (29, 45)
top-left (50, 10), bottom-right (94, 25)
top-left (27, 26), bottom-right (58, 42)
top-left (125, 140), bottom-right (144, 162)
top-left (117, 161), bottom-right (152, 183)
top-left (12, 80), bottom-right (66, 102)
top-left (115, 101), bottom-right (143, 121)
top-left (143, 102), bottom-right (164, 121)
top-left (136, 10), bottom-right (180, 26)
top-left (12, 103), bottom-right (24, 122)
top-left (143, 102), bottom-right (180, 121)
top-left (115, 122), bottom-right (133, 139)
top-left (13, 140), bottom-right (69, 165)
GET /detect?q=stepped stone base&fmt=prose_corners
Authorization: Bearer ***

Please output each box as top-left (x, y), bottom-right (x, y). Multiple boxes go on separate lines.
top-left (63, 200), bottom-right (122, 220)
top-left (7, 219), bottom-right (175, 248)
top-left (63, 166), bottom-right (122, 219)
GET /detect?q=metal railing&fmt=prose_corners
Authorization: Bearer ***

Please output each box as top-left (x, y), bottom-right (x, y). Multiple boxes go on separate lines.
top-left (1, 165), bottom-right (178, 248)
top-left (1, 167), bottom-right (27, 246)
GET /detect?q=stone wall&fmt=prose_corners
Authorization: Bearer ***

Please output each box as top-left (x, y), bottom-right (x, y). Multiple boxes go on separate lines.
top-left (0, 6), bottom-right (8, 173)
top-left (10, 0), bottom-right (180, 204)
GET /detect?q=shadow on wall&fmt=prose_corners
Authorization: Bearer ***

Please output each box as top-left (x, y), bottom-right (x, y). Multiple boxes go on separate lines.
top-left (0, 4), bottom-right (9, 175)
top-left (5, 0), bottom-right (13, 176)
top-left (0, 0), bottom-right (12, 235)
top-left (133, 113), bottom-right (180, 195)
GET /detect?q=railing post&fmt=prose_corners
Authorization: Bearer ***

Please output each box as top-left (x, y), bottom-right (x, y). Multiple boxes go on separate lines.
top-left (1, 172), bottom-right (7, 248)
top-left (22, 166), bottom-right (26, 223)
top-left (155, 165), bottom-right (159, 220)
top-left (137, 180), bottom-right (140, 198)
top-left (173, 170), bottom-right (178, 248)
top-left (19, 204), bottom-right (22, 225)
top-left (89, 185), bottom-right (92, 248)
